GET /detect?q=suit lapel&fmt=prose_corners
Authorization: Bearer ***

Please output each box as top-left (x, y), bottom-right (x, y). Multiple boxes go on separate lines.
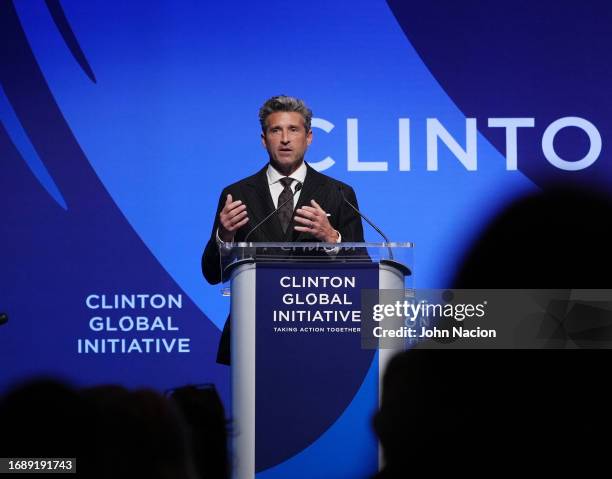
top-left (244, 166), bottom-right (285, 241)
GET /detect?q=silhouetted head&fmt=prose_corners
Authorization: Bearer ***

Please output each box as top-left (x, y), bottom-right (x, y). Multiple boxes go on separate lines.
top-left (0, 378), bottom-right (88, 458)
top-left (373, 186), bottom-right (612, 477)
top-left (167, 384), bottom-right (230, 479)
top-left (453, 186), bottom-right (612, 288)
top-left (82, 385), bottom-right (197, 479)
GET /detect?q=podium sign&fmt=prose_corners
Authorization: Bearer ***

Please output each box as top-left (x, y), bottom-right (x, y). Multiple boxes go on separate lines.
top-left (225, 243), bottom-right (412, 479)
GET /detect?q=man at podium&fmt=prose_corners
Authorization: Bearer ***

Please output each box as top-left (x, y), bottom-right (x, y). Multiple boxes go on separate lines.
top-left (201, 95), bottom-right (365, 364)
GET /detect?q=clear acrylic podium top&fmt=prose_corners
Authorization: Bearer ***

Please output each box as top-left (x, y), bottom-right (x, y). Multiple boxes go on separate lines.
top-left (218, 241), bottom-right (414, 287)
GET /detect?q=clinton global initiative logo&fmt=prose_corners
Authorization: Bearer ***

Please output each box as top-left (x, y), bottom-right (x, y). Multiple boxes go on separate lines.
top-left (272, 274), bottom-right (362, 336)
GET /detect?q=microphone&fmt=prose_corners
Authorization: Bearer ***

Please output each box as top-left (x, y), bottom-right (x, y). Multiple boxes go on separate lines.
top-left (0, 312), bottom-right (8, 326)
top-left (337, 185), bottom-right (394, 260)
top-left (244, 181), bottom-right (303, 242)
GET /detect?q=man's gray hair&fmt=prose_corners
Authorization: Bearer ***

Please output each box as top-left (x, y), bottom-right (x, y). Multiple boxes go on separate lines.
top-left (259, 95), bottom-right (313, 132)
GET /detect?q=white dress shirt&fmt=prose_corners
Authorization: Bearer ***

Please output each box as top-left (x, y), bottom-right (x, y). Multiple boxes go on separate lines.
top-left (267, 161), bottom-right (307, 208)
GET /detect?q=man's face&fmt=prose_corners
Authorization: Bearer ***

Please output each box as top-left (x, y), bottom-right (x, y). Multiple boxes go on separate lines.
top-left (262, 111), bottom-right (312, 175)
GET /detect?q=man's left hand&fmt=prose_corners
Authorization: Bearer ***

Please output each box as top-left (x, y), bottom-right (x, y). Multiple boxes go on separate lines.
top-left (294, 200), bottom-right (339, 243)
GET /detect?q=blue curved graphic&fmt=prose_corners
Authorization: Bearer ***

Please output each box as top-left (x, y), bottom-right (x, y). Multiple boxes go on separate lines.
top-left (45, 0), bottom-right (97, 83)
top-left (0, 0), bottom-right (228, 402)
top-left (387, 0), bottom-right (612, 192)
top-left (258, 351), bottom-right (379, 479)
top-left (0, 84), bottom-right (67, 210)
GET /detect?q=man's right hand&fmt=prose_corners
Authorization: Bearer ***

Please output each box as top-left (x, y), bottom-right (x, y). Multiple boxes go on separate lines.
top-left (218, 194), bottom-right (249, 242)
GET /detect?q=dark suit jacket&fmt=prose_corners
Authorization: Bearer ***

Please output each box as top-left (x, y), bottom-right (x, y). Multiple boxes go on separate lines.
top-left (201, 162), bottom-right (365, 363)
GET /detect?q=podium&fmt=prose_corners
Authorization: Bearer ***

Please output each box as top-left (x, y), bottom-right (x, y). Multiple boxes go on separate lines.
top-left (221, 242), bottom-right (413, 479)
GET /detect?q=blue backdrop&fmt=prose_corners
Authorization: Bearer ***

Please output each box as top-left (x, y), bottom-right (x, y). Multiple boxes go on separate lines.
top-left (1, 0), bottom-right (610, 475)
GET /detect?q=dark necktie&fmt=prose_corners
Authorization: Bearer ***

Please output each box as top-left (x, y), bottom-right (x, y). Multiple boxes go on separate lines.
top-left (277, 177), bottom-right (295, 233)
